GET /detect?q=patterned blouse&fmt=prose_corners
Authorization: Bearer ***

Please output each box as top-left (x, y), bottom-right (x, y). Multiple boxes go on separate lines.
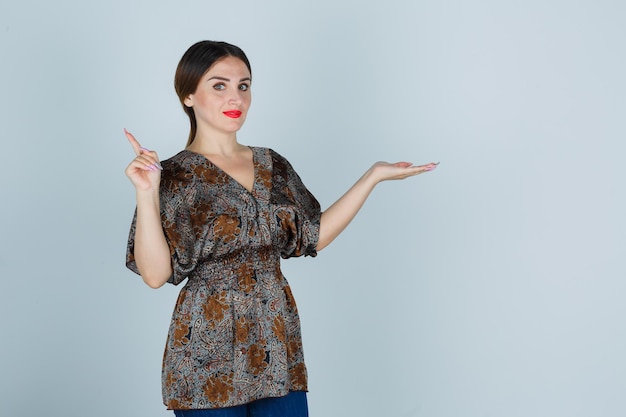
top-left (126, 147), bottom-right (321, 410)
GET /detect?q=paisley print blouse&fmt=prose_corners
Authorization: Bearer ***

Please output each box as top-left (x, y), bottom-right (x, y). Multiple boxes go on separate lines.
top-left (126, 147), bottom-right (321, 410)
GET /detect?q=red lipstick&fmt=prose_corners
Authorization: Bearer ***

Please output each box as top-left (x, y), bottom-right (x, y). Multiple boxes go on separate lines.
top-left (223, 110), bottom-right (242, 118)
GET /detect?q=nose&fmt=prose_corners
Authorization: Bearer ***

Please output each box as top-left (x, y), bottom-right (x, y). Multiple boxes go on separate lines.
top-left (228, 89), bottom-right (243, 105)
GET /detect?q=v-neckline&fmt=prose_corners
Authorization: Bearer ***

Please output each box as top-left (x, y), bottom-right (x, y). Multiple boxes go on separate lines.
top-left (183, 147), bottom-right (257, 194)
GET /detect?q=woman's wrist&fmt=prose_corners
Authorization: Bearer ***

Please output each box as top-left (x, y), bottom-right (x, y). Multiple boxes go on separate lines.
top-left (135, 188), bottom-right (161, 206)
top-left (361, 165), bottom-right (382, 188)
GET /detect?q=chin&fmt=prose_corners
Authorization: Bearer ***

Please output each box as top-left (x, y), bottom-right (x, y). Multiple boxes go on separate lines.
top-left (226, 120), bottom-right (246, 131)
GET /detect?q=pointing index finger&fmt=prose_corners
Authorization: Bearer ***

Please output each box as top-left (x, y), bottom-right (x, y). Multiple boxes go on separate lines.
top-left (124, 128), bottom-right (141, 156)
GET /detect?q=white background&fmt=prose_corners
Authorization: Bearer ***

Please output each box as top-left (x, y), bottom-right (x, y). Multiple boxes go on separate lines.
top-left (1, 1), bottom-right (625, 416)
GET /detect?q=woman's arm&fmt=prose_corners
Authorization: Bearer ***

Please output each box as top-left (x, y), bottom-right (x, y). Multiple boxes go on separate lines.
top-left (132, 190), bottom-right (172, 288)
top-left (316, 161), bottom-right (438, 251)
top-left (125, 129), bottom-right (172, 288)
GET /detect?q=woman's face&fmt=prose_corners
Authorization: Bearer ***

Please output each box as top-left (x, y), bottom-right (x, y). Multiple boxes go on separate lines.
top-left (184, 56), bottom-right (252, 137)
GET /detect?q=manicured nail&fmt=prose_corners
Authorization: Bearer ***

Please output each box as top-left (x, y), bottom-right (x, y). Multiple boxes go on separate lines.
top-left (140, 146), bottom-right (151, 153)
top-left (151, 163), bottom-right (162, 171)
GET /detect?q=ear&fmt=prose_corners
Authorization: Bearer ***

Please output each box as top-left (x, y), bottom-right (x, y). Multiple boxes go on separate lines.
top-left (183, 94), bottom-right (194, 108)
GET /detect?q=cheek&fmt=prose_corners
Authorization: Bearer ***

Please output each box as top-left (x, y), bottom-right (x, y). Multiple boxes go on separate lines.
top-left (242, 95), bottom-right (252, 109)
top-left (197, 96), bottom-right (226, 116)
top-left (194, 94), bottom-right (214, 108)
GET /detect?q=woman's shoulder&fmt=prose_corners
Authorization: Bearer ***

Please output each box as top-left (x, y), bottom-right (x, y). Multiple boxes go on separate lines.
top-left (248, 146), bottom-right (291, 172)
top-left (249, 146), bottom-right (282, 158)
top-left (254, 147), bottom-right (292, 170)
top-left (159, 150), bottom-right (201, 189)
top-left (161, 149), bottom-right (199, 169)
top-left (163, 149), bottom-right (217, 172)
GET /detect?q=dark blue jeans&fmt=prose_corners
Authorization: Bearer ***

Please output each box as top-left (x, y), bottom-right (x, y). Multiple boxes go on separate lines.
top-left (172, 391), bottom-right (308, 417)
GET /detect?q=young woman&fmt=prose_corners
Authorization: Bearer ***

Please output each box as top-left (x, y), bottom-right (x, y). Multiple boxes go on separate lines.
top-left (125, 40), bottom-right (438, 417)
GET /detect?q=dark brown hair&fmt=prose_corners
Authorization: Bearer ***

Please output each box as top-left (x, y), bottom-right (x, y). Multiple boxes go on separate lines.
top-left (174, 41), bottom-right (252, 146)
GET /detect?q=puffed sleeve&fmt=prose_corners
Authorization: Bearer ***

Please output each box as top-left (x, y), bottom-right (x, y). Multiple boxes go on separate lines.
top-left (126, 160), bottom-right (209, 285)
top-left (270, 150), bottom-right (321, 259)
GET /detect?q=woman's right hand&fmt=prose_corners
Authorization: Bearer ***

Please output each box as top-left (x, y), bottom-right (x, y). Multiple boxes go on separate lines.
top-left (124, 128), bottom-right (162, 192)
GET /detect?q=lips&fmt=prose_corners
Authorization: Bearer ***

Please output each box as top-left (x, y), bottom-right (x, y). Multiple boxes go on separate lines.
top-left (223, 110), bottom-right (242, 118)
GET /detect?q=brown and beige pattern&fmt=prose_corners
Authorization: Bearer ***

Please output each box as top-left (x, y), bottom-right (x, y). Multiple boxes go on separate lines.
top-left (126, 147), bottom-right (321, 410)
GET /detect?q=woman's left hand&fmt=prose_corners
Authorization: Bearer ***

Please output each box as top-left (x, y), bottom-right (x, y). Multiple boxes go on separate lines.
top-left (316, 160), bottom-right (439, 250)
top-left (368, 161), bottom-right (439, 183)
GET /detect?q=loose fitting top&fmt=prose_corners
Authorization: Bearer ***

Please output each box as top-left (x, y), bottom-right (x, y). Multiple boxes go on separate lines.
top-left (126, 147), bottom-right (321, 410)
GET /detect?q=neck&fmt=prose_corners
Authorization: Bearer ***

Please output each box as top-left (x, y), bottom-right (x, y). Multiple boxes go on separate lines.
top-left (187, 131), bottom-right (244, 157)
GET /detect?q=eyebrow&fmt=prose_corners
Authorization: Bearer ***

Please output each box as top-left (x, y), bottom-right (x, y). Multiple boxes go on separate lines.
top-left (207, 76), bottom-right (252, 82)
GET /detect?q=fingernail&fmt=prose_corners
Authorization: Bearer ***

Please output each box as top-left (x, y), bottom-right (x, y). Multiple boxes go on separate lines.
top-left (155, 162), bottom-right (163, 170)
top-left (151, 163), bottom-right (162, 171)
top-left (140, 146), bottom-right (151, 153)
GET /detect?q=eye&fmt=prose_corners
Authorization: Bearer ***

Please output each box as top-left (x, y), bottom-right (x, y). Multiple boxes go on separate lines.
top-left (239, 83), bottom-right (250, 91)
top-left (213, 83), bottom-right (226, 91)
